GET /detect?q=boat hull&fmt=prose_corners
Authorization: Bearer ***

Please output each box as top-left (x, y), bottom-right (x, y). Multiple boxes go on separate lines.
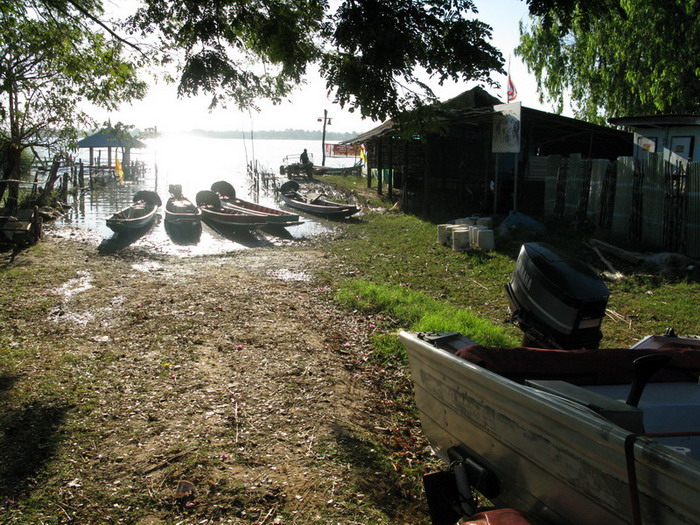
top-left (199, 206), bottom-right (267, 231)
top-left (399, 331), bottom-right (700, 525)
top-left (279, 192), bottom-right (359, 218)
top-left (221, 197), bottom-right (301, 226)
top-left (106, 205), bottom-right (158, 233)
top-left (165, 197), bottom-right (202, 227)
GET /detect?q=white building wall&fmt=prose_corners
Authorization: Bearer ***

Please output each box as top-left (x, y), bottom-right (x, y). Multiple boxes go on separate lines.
top-left (633, 126), bottom-right (700, 163)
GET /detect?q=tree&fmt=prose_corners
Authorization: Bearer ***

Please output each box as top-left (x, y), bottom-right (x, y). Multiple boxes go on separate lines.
top-left (0, 2), bottom-right (146, 208)
top-left (516, 1), bottom-right (700, 124)
top-left (128, 0), bottom-right (505, 122)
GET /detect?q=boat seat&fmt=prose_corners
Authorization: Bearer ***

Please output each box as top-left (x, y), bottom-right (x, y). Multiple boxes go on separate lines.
top-left (525, 379), bottom-right (645, 433)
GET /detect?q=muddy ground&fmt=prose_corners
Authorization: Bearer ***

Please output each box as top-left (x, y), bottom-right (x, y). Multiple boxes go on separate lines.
top-left (0, 226), bottom-right (435, 524)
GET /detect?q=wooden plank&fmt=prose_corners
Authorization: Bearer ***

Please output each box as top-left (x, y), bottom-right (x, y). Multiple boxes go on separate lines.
top-left (564, 154), bottom-right (582, 219)
top-left (587, 159), bottom-right (608, 224)
top-left (544, 155), bottom-right (560, 216)
top-left (612, 157), bottom-right (634, 238)
top-left (589, 238), bottom-right (644, 265)
top-left (688, 162), bottom-right (700, 258)
top-left (641, 153), bottom-right (665, 249)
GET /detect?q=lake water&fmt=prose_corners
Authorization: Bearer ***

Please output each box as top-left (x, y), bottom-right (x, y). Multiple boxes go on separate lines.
top-left (54, 135), bottom-right (360, 255)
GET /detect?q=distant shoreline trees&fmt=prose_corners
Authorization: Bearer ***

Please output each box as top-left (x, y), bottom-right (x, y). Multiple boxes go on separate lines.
top-left (189, 129), bottom-right (360, 141)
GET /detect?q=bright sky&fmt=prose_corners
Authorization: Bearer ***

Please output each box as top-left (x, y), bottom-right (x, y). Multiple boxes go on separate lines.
top-left (94, 1), bottom-right (560, 134)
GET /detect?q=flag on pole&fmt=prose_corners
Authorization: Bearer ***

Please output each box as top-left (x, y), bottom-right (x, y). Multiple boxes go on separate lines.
top-left (507, 75), bottom-right (517, 103)
top-left (115, 158), bottom-right (124, 183)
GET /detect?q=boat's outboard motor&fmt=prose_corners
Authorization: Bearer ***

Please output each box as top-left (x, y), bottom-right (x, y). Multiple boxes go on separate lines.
top-left (506, 242), bottom-right (610, 349)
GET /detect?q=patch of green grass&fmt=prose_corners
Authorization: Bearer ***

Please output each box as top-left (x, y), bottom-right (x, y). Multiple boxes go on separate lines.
top-left (335, 279), bottom-right (517, 352)
top-left (324, 212), bottom-right (522, 355)
top-left (322, 193), bottom-right (700, 349)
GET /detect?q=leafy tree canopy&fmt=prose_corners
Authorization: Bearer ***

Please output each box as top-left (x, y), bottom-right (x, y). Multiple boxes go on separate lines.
top-left (127, 0), bottom-right (505, 122)
top-left (0, 1), bottom-right (146, 153)
top-left (516, 0), bottom-right (700, 124)
top-left (0, 0), bottom-right (146, 205)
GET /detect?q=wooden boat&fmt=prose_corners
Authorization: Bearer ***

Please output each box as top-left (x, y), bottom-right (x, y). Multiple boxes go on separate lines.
top-left (400, 330), bottom-right (700, 525)
top-left (106, 190), bottom-right (161, 233)
top-left (165, 184), bottom-right (201, 227)
top-left (312, 164), bottom-right (362, 177)
top-left (195, 190), bottom-right (267, 231)
top-left (278, 181), bottom-right (359, 219)
top-left (0, 207), bottom-right (42, 246)
top-left (210, 181), bottom-right (302, 227)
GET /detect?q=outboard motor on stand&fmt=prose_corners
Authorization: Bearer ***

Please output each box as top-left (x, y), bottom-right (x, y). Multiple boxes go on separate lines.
top-left (506, 242), bottom-right (610, 349)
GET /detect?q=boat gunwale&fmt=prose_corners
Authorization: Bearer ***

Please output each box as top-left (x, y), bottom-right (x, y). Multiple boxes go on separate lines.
top-left (400, 330), bottom-right (700, 524)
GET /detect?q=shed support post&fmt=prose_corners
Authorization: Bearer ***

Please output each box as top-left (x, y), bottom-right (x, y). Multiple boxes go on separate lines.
top-left (377, 139), bottom-right (383, 196)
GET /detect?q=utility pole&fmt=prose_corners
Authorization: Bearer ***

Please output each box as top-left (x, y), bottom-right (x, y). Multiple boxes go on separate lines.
top-left (317, 109), bottom-right (332, 166)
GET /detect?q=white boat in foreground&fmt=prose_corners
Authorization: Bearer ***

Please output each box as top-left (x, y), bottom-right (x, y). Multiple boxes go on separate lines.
top-left (400, 330), bottom-right (700, 525)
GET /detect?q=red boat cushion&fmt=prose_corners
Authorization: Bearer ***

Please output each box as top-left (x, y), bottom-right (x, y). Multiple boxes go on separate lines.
top-left (463, 508), bottom-right (532, 525)
top-left (454, 345), bottom-right (700, 385)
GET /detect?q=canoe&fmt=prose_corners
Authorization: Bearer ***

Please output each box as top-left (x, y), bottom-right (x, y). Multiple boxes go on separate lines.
top-left (278, 181), bottom-right (359, 219)
top-left (195, 190), bottom-right (267, 231)
top-left (400, 330), bottom-right (700, 525)
top-left (106, 190), bottom-right (161, 233)
top-left (165, 184), bottom-right (201, 227)
top-left (210, 181), bottom-right (302, 227)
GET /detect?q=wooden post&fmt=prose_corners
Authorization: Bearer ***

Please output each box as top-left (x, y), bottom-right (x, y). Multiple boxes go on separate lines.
top-left (367, 142), bottom-right (373, 189)
top-left (79, 160), bottom-right (85, 188)
top-left (513, 154), bottom-right (519, 212)
top-left (493, 155), bottom-right (500, 214)
top-left (321, 109), bottom-right (328, 166)
top-left (377, 139), bottom-right (383, 196)
top-left (423, 144), bottom-right (430, 215)
top-left (387, 137), bottom-right (393, 199)
top-left (61, 171), bottom-right (69, 198)
top-left (400, 140), bottom-right (408, 211)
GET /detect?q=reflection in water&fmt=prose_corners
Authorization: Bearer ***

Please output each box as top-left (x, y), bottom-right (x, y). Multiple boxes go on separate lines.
top-left (164, 220), bottom-right (202, 246)
top-left (202, 221), bottom-right (272, 248)
top-left (55, 136), bottom-right (354, 255)
top-left (98, 217), bottom-right (160, 254)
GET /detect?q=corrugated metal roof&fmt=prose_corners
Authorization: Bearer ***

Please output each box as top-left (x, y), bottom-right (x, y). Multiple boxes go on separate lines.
top-left (608, 115), bottom-right (700, 128)
top-left (77, 129), bottom-right (146, 149)
top-left (342, 120), bottom-right (395, 144)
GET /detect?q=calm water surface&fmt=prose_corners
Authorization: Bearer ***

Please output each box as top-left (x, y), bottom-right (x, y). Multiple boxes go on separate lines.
top-left (55, 135), bottom-right (359, 256)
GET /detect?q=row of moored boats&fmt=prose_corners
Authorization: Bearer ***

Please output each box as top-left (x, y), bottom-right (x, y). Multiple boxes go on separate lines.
top-left (106, 180), bottom-right (360, 234)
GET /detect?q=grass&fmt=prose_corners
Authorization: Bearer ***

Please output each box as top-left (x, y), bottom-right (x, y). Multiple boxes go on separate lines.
top-left (320, 175), bottom-right (700, 351)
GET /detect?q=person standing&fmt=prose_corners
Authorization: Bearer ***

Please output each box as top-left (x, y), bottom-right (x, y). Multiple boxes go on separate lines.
top-left (300, 148), bottom-right (312, 177)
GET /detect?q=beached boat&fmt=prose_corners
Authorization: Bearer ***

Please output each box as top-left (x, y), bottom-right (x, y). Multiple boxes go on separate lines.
top-left (106, 190), bottom-right (161, 233)
top-left (278, 181), bottom-right (359, 219)
top-left (195, 190), bottom-right (267, 231)
top-left (400, 331), bottom-right (700, 525)
top-left (399, 243), bottom-right (700, 525)
top-left (210, 181), bottom-right (302, 227)
top-left (165, 184), bottom-right (201, 227)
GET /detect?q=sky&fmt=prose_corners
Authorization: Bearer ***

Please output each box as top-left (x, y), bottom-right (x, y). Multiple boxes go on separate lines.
top-left (93, 1), bottom-right (561, 135)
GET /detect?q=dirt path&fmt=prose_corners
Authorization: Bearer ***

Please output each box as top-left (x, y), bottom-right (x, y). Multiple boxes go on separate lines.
top-left (0, 231), bottom-right (432, 524)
